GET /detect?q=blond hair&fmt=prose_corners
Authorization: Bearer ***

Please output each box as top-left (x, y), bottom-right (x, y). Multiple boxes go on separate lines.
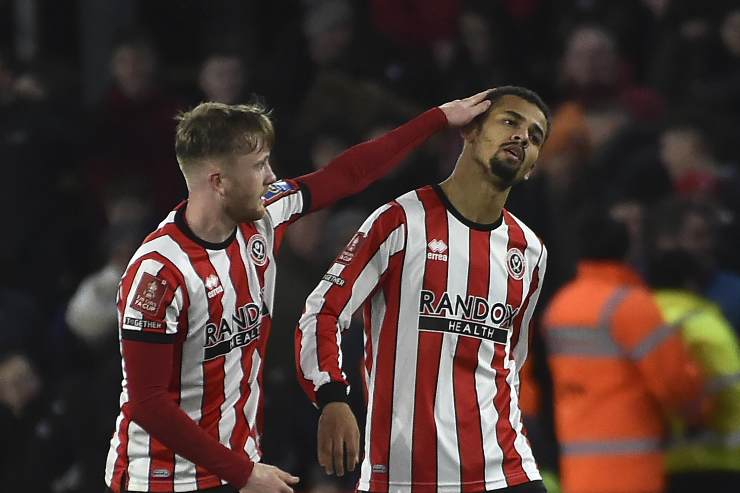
top-left (174, 101), bottom-right (274, 171)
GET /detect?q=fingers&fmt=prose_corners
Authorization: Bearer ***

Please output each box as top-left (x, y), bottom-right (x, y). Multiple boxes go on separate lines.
top-left (278, 481), bottom-right (294, 493)
top-left (346, 431), bottom-right (359, 472)
top-left (466, 89), bottom-right (492, 104)
top-left (333, 436), bottom-right (346, 476)
top-left (275, 468), bottom-right (300, 485)
top-left (318, 435), bottom-right (334, 475)
top-left (471, 99), bottom-right (492, 115)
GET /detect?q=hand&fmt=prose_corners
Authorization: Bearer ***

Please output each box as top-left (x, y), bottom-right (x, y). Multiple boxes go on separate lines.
top-left (317, 402), bottom-right (360, 476)
top-left (438, 90), bottom-right (493, 127)
top-left (239, 463), bottom-right (299, 493)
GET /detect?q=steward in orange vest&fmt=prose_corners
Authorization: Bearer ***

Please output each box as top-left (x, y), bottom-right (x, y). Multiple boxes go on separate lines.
top-left (542, 208), bottom-right (707, 493)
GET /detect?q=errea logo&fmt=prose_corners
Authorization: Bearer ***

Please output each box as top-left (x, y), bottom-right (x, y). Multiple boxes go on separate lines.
top-left (205, 274), bottom-right (224, 299)
top-left (427, 239), bottom-right (448, 261)
top-left (205, 274), bottom-right (219, 289)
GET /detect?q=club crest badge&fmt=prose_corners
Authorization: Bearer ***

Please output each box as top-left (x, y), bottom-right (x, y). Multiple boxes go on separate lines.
top-left (506, 248), bottom-right (526, 280)
top-left (248, 234), bottom-right (268, 266)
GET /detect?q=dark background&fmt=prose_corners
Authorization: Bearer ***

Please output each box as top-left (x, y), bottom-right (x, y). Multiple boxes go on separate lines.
top-left (1, 1), bottom-right (739, 492)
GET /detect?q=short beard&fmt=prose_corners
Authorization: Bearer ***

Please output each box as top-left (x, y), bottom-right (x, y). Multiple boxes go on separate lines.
top-left (488, 156), bottom-right (522, 187)
top-left (225, 200), bottom-right (264, 223)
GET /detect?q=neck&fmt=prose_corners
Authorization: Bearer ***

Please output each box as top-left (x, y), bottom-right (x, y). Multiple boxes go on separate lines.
top-left (184, 190), bottom-right (235, 244)
top-left (439, 155), bottom-right (510, 225)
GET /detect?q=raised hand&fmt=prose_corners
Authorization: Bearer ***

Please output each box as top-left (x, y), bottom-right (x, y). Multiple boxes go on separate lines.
top-left (438, 90), bottom-right (493, 127)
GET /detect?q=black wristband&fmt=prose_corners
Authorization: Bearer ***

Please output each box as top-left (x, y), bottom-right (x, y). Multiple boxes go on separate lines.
top-left (317, 381), bottom-right (349, 410)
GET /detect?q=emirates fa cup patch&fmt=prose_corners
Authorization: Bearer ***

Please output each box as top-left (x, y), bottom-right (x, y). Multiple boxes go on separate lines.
top-left (130, 272), bottom-right (168, 315)
top-left (506, 248), bottom-right (526, 280)
top-left (336, 232), bottom-right (367, 265)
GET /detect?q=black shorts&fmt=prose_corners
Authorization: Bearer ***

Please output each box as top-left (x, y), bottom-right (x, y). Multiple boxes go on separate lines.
top-left (360, 480), bottom-right (547, 493)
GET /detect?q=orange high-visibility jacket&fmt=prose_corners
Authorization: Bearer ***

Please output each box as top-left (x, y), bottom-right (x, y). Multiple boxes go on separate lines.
top-left (543, 261), bottom-right (705, 493)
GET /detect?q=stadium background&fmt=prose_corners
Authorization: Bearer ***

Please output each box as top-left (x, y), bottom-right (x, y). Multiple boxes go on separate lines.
top-left (1, 0), bottom-right (739, 492)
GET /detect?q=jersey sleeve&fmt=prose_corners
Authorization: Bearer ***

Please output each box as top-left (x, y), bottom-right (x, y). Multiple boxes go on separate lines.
top-left (263, 178), bottom-right (307, 230)
top-left (118, 255), bottom-right (185, 344)
top-left (264, 108), bottom-right (444, 252)
top-left (295, 202), bottom-right (407, 407)
top-left (296, 108), bottom-right (445, 213)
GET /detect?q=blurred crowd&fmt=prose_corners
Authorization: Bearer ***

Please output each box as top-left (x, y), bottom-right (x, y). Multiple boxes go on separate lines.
top-left (1, 0), bottom-right (739, 492)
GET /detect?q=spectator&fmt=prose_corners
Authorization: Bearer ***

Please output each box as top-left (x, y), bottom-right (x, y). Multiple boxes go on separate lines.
top-left (436, 3), bottom-right (525, 101)
top-left (644, 223), bottom-right (740, 493)
top-left (198, 51), bottom-right (248, 105)
top-left (542, 206), bottom-right (707, 493)
top-left (677, 6), bottom-right (740, 169)
top-left (368, 0), bottom-right (459, 50)
top-left (657, 120), bottom-right (740, 271)
top-left (0, 352), bottom-right (43, 489)
top-left (65, 222), bottom-right (148, 353)
top-left (643, 0), bottom-right (720, 103)
top-left (644, 199), bottom-right (740, 336)
top-left (86, 31), bottom-right (184, 217)
top-left (658, 118), bottom-right (734, 198)
top-left (536, 25), bottom-right (663, 221)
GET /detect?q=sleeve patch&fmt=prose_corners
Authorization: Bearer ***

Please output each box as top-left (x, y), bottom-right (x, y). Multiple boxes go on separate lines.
top-left (129, 272), bottom-right (169, 316)
top-left (123, 317), bottom-right (165, 330)
top-left (335, 232), bottom-right (367, 265)
top-left (263, 180), bottom-right (297, 201)
top-left (322, 273), bottom-right (346, 287)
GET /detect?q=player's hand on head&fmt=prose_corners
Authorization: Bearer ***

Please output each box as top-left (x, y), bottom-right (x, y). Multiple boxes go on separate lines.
top-left (317, 402), bottom-right (360, 477)
top-left (240, 463), bottom-right (299, 493)
top-left (438, 90), bottom-right (493, 127)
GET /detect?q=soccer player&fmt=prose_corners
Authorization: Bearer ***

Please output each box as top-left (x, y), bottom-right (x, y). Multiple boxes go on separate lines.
top-left (296, 86), bottom-right (551, 493)
top-left (104, 93), bottom-right (492, 493)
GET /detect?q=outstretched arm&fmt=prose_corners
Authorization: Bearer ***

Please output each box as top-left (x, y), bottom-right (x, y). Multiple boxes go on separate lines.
top-left (295, 91), bottom-right (492, 212)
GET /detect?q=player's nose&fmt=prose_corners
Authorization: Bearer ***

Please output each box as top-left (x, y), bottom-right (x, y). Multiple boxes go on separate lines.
top-left (511, 133), bottom-right (529, 148)
top-left (264, 165), bottom-right (277, 185)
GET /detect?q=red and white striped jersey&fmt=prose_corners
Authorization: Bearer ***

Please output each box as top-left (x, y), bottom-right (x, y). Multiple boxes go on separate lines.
top-left (106, 180), bottom-right (305, 492)
top-left (296, 185), bottom-right (547, 492)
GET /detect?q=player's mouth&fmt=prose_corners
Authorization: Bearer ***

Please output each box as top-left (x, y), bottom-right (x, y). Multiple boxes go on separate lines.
top-left (500, 143), bottom-right (524, 163)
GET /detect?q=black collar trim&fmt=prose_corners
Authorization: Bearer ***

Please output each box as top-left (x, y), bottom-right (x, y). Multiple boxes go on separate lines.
top-left (174, 204), bottom-right (236, 250)
top-left (431, 184), bottom-right (503, 231)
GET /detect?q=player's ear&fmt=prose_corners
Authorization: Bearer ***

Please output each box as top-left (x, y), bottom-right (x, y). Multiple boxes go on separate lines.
top-left (208, 168), bottom-right (226, 196)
